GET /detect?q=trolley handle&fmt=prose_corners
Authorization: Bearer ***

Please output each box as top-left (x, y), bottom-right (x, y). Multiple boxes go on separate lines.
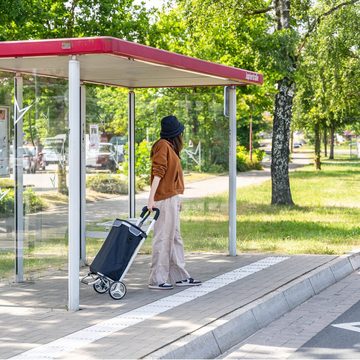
top-left (139, 206), bottom-right (160, 220)
top-left (137, 206), bottom-right (160, 229)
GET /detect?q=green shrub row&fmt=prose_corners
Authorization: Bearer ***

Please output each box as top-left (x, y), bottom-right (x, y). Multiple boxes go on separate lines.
top-left (0, 178), bottom-right (15, 188)
top-left (0, 188), bottom-right (46, 217)
top-left (86, 174), bottom-right (128, 194)
top-left (86, 174), bottom-right (147, 194)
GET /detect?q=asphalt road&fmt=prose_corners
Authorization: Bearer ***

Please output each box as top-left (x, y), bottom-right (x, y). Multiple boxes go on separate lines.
top-left (221, 271), bottom-right (360, 359)
top-left (293, 300), bottom-right (360, 359)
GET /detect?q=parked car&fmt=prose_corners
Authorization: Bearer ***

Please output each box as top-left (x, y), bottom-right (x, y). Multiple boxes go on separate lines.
top-left (86, 142), bottom-right (117, 171)
top-left (42, 147), bottom-right (63, 165)
top-left (9, 146), bottom-right (37, 173)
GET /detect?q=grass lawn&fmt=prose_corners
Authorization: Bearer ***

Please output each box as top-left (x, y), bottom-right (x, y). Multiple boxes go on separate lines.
top-left (114, 158), bottom-right (360, 256)
top-left (180, 158), bottom-right (360, 255)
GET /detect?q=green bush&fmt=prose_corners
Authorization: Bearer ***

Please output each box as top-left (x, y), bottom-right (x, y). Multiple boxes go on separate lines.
top-left (123, 140), bottom-right (151, 184)
top-left (86, 173), bottom-right (148, 194)
top-left (87, 174), bottom-right (128, 194)
top-left (202, 163), bottom-right (225, 173)
top-left (253, 148), bottom-right (265, 162)
top-left (0, 188), bottom-right (46, 217)
top-left (236, 146), bottom-right (264, 172)
top-left (24, 188), bottom-right (46, 212)
top-left (135, 140), bottom-right (151, 183)
top-left (0, 189), bottom-right (14, 216)
top-left (0, 178), bottom-right (15, 188)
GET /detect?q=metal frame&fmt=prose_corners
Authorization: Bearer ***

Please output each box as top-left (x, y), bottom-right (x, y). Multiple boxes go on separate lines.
top-left (14, 74), bottom-right (24, 282)
top-left (228, 86), bottom-right (237, 256)
top-left (128, 90), bottom-right (136, 219)
top-left (68, 56), bottom-right (81, 311)
top-left (80, 84), bottom-right (86, 265)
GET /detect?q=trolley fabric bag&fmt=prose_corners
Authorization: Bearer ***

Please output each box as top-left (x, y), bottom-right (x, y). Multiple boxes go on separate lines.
top-left (90, 219), bottom-right (146, 281)
top-left (81, 207), bottom-right (160, 300)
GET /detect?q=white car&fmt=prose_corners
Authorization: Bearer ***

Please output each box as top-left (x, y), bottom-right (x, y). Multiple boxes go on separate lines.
top-left (42, 147), bottom-right (63, 164)
top-left (9, 146), bottom-right (37, 173)
top-left (86, 143), bottom-right (117, 171)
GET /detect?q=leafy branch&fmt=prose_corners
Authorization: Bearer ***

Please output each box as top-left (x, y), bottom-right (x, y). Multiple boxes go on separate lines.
top-left (297, 0), bottom-right (360, 55)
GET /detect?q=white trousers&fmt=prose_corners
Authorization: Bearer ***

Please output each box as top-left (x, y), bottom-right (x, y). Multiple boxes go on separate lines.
top-left (149, 195), bottom-right (190, 285)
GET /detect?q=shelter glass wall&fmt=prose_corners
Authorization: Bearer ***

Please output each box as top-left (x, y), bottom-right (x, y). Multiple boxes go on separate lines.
top-left (138, 88), bottom-right (230, 253)
top-left (1, 79), bottom-right (229, 306)
top-left (0, 73), bottom-right (14, 284)
top-left (83, 86), bottom-right (130, 265)
top-left (0, 72), bottom-right (69, 308)
top-left (83, 87), bottom-right (229, 264)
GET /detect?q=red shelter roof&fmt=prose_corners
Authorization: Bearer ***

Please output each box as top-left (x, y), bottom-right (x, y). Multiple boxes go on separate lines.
top-left (0, 37), bottom-right (263, 88)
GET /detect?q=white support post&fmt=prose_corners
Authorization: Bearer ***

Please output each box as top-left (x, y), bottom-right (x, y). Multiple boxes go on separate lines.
top-left (14, 74), bottom-right (24, 282)
top-left (68, 56), bottom-right (81, 311)
top-left (80, 84), bottom-right (86, 266)
top-left (228, 86), bottom-right (237, 256)
top-left (128, 90), bottom-right (136, 219)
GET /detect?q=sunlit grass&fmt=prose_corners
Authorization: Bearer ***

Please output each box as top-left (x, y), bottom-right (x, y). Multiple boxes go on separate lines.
top-left (87, 160), bottom-right (360, 256)
top-left (180, 159), bottom-right (360, 255)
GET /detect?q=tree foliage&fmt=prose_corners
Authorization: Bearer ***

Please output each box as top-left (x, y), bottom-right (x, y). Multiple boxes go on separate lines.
top-left (0, 0), bottom-right (155, 41)
top-left (293, 1), bottom-right (360, 163)
top-left (1, 0), bottom-right (359, 187)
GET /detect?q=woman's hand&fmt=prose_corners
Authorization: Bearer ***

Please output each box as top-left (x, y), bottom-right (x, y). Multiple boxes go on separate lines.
top-left (147, 197), bottom-right (156, 212)
top-left (148, 176), bottom-right (161, 211)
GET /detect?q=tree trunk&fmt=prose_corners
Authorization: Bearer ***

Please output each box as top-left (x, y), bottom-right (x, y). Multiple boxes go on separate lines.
top-left (314, 122), bottom-right (321, 170)
top-left (57, 162), bottom-right (68, 195)
top-left (323, 125), bottom-right (328, 157)
top-left (329, 123), bottom-right (335, 159)
top-left (271, 0), bottom-right (295, 205)
top-left (271, 77), bottom-right (295, 205)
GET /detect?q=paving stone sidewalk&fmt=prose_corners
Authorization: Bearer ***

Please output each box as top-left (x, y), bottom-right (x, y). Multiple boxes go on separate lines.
top-left (2, 251), bottom-right (358, 359)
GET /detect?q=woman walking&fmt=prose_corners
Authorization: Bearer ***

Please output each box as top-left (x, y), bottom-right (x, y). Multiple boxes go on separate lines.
top-left (147, 115), bottom-right (201, 290)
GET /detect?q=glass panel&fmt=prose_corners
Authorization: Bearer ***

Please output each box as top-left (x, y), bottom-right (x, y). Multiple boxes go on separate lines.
top-left (22, 76), bottom-right (69, 286)
top-left (1, 76), bottom-right (230, 308)
top-left (84, 86), bottom-right (129, 265)
top-left (0, 72), bottom-right (69, 308)
top-left (0, 73), bottom-right (14, 283)
top-left (84, 88), bottom-right (229, 271)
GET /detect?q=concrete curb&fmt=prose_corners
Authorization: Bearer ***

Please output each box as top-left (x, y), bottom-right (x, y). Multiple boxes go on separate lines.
top-left (146, 251), bottom-right (360, 359)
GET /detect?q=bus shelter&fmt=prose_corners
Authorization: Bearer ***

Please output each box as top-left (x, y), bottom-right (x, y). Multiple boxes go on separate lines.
top-left (0, 37), bottom-right (263, 310)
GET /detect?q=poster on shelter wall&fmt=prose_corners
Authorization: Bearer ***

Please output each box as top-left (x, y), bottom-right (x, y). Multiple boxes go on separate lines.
top-left (89, 124), bottom-right (99, 150)
top-left (0, 107), bottom-right (9, 177)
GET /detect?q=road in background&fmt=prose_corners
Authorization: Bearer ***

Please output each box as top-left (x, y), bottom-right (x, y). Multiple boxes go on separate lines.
top-left (221, 270), bottom-right (360, 359)
top-left (293, 298), bottom-right (360, 359)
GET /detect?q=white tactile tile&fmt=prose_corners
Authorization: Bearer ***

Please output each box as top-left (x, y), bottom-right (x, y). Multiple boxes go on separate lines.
top-left (10, 256), bottom-right (288, 359)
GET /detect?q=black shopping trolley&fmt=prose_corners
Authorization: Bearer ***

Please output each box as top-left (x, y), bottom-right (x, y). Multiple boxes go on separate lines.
top-left (81, 206), bottom-right (160, 300)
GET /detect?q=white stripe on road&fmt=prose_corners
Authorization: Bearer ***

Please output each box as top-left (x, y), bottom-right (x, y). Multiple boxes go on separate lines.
top-left (11, 256), bottom-right (289, 359)
top-left (332, 322), bottom-right (360, 333)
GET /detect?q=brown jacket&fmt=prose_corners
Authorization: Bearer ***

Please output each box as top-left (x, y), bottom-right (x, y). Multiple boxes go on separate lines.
top-left (151, 139), bottom-right (184, 201)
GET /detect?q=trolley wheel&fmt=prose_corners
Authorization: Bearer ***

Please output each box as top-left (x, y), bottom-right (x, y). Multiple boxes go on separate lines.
top-left (93, 277), bottom-right (111, 294)
top-left (109, 281), bottom-right (127, 300)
